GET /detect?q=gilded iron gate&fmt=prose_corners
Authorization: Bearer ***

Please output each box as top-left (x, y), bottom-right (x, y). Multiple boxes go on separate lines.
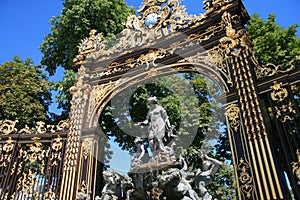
top-left (57, 0), bottom-right (300, 199)
top-left (1, 0), bottom-right (299, 199)
top-left (0, 120), bottom-right (69, 199)
top-left (257, 63), bottom-right (300, 199)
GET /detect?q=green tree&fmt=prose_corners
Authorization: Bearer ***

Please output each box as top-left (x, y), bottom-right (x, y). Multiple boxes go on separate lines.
top-left (247, 14), bottom-right (300, 66)
top-left (99, 73), bottom-right (224, 163)
top-left (0, 56), bottom-right (52, 128)
top-left (99, 73), bottom-right (234, 198)
top-left (41, 0), bottom-right (134, 75)
top-left (40, 0), bottom-right (135, 119)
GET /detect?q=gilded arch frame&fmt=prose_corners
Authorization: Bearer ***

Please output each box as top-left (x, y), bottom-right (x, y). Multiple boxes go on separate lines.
top-left (59, 0), bottom-right (292, 199)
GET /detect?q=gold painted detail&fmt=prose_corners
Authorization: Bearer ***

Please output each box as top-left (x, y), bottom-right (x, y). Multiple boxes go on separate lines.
top-left (94, 49), bottom-right (169, 78)
top-left (270, 81), bottom-right (296, 122)
top-left (219, 12), bottom-right (251, 56)
top-left (82, 138), bottom-right (93, 160)
top-left (74, 30), bottom-right (106, 65)
top-left (270, 81), bottom-right (288, 102)
top-left (0, 120), bottom-right (18, 135)
top-left (237, 158), bottom-right (254, 198)
top-left (69, 66), bottom-right (92, 106)
top-left (74, 0), bottom-right (235, 64)
top-left (208, 47), bottom-right (233, 86)
top-left (78, 180), bottom-right (87, 194)
top-left (255, 55), bottom-right (300, 79)
top-left (0, 137), bottom-right (14, 167)
top-left (291, 149), bottom-right (300, 183)
top-left (51, 135), bottom-right (63, 166)
top-left (43, 186), bottom-right (57, 200)
top-left (0, 119), bottom-right (69, 135)
top-left (74, 1), bottom-right (192, 63)
top-left (204, 0), bottom-right (234, 14)
top-left (87, 78), bottom-right (128, 123)
top-left (225, 104), bottom-right (241, 131)
top-left (61, 64), bottom-right (91, 198)
top-left (0, 135), bottom-right (64, 199)
top-left (15, 146), bottom-right (49, 197)
top-left (137, 49), bottom-right (167, 69)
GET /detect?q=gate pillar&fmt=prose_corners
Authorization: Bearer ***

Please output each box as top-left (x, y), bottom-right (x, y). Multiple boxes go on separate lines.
top-left (220, 13), bottom-right (284, 199)
top-left (59, 67), bottom-right (92, 199)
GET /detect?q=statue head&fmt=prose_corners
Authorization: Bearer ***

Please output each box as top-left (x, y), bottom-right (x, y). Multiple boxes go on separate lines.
top-left (147, 96), bottom-right (159, 105)
top-left (202, 160), bottom-right (212, 171)
top-left (103, 171), bottom-right (115, 183)
top-left (134, 137), bottom-right (143, 144)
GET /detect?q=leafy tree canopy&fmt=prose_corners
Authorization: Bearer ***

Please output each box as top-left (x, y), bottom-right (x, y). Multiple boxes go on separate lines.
top-left (40, 0), bottom-right (135, 121)
top-left (247, 14), bottom-right (300, 66)
top-left (40, 0), bottom-right (135, 75)
top-left (0, 56), bottom-right (52, 128)
top-left (100, 73), bottom-right (224, 166)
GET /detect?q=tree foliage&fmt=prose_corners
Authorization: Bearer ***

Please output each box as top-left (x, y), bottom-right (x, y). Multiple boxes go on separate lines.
top-left (247, 14), bottom-right (300, 66)
top-left (0, 56), bottom-right (52, 127)
top-left (40, 0), bottom-right (135, 120)
top-left (99, 73), bottom-right (223, 163)
top-left (40, 0), bottom-right (135, 75)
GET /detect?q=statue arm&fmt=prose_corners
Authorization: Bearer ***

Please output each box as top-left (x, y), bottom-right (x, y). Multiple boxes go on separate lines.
top-left (113, 170), bottom-right (129, 181)
top-left (137, 145), bottom-right (145, 160)
top-left (160, 108), bottom-right (171, 128)
top-left (204, 155), bottom-right (222, 176)
top-left (135, 111), bottom-right (151, 126)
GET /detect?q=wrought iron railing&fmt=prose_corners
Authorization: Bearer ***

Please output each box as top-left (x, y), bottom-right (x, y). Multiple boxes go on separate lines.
top-left (0, 120), bottom-right (69, 200)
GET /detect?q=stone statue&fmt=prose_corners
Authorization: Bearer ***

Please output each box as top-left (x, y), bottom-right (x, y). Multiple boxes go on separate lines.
top-left (98, 97), bottom-right (223, 200)
top-left (135, 96), bottom-right (175, 156)
top-left (133, 137), bottom-right (146, 161)
top-left (193, 152), bottom-right (223, 199)
top-left (76, 192), bottom-right (91, 200)
top-left (158, 168), bottom-right (199, 200)
top-left (130, 137), bottom-right (150, 169)
top-left (100, 170), bottom-right (132, 200)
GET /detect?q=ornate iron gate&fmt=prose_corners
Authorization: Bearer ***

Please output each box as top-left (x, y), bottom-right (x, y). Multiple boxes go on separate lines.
top-left (0, 120), bottom-right (69, 199)
top-left (58, 0), bottom-right (300, 199)
top-left (0, 0), bottom-right (299, 199)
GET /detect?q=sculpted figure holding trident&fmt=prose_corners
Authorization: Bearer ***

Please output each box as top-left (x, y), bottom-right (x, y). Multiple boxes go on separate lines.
top-left (135, 97), bottom-right (175, 156)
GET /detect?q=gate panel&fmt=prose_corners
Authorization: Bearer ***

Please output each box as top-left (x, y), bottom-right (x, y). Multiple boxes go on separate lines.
top-left (0, 120), bottom-right (69, 199)
top-left (258, 72), bottom-right (300, 199)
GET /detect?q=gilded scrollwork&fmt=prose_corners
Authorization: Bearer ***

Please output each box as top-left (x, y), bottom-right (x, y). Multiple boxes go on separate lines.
top-left (237, 158), bottom-right (254, 198)
top-left (70, 66), bottom-right (92, 106)
top-left (82, 138), bottom-right (94, 160)
top-left (0, 137), bottom-right (14, 167)
top-left (208, 47), bottom-right (233, 86)
top-left (74, 0), bottom-right (237, 65)
top-left (43, 186), bottom-right (57, 200)
top-left (0, 120), bottom-right (18, 135)
top-left (225, 104), bottom-right (241, 131)
top-left (95, 48), bottom-right (170, 78)
top-left (50, 135), bottom-right (63, 166)
top-left (270, 81), bottom-right (288, 102)
top-left (0, 119), bottom-right (69, 135)
top-left (87, 78), bottom-right (129, 124)
top-left (219, 12), bottom-right (251, 56)
top-left (291, 149), bottom-right (300, 183)
top-left (203, 0), bottom-right (234, 14)
top-left (255, 55), bottom-right (299, 79)
top-left (137, 49), bottom-right (168, 69)
top-left (270, 81), bottom-right (296, 123)
top-left (74, 29), bottom-right (106, 65)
